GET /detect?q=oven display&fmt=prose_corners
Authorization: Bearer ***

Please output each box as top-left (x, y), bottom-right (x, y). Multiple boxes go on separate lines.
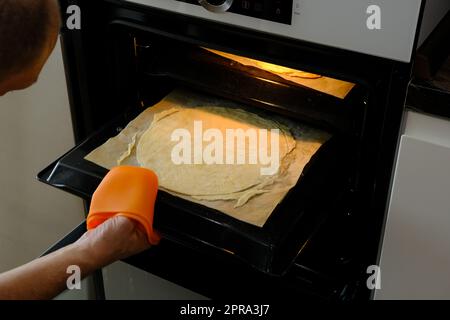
top-left (176, 0), bottom-right (293, 25)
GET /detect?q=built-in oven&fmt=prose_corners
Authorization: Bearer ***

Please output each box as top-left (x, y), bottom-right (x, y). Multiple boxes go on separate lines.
top-left (41, 0), bottom-right (426, 300)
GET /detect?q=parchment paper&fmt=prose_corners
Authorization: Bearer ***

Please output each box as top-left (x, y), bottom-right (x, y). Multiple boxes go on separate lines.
top-left (85, 89), bottom-right (331, 227)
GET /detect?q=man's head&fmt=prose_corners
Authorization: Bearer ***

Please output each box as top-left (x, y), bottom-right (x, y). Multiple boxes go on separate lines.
top-left (0, 0), bottom-right (60, 96)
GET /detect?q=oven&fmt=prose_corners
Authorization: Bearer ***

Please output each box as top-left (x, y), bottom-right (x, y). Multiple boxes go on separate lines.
top-left (40, 0), bottom-right (426, 300)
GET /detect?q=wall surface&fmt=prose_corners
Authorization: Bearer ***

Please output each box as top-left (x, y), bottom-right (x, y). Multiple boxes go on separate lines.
top-left (0, 40), bottom-right (85, 274)
top-left (418, 0), bottom-right (450, 47)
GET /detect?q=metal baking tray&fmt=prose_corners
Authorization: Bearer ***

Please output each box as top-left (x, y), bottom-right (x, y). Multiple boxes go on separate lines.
top-left (38, 104), bottom-right (353, 275)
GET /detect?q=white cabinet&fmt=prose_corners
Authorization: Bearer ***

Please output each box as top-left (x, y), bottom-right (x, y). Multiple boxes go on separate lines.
top-left (376, 111), bottom-right (450, 299)
top-left (102, 262), bottom-right (207, 300)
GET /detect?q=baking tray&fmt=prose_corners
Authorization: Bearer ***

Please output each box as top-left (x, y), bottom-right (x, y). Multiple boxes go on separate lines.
top-left (38, 107), bottom-right (353, 275)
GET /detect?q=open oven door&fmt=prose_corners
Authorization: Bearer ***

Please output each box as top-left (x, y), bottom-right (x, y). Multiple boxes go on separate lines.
top-left (37, 87), bottom-right (360, 300)
top-left (38, 21), bottom-right (362, 278)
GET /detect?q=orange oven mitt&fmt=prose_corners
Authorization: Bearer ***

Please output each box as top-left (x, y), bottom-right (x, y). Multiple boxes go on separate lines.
top-left (87, 166), bottom-right (161, 245)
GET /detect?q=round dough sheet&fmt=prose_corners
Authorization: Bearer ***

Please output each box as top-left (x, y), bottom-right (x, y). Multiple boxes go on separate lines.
top-left (136, 106), bottom-right (295, 197)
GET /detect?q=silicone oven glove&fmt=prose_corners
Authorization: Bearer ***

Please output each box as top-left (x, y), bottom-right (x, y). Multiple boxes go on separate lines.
top-left (87, 166), bottom-right (161, 245)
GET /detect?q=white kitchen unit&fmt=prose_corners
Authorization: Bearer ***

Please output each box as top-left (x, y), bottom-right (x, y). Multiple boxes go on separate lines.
top-left (376, 111), bottom-right (450, 299)
top-left (102, 262), bottom-right (207, 300)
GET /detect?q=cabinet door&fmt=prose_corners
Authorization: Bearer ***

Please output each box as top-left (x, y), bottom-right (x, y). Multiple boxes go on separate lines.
top-left (376, 111), bottom-right (450, 299)
top-left (102, 262), bottom-right (207, 300)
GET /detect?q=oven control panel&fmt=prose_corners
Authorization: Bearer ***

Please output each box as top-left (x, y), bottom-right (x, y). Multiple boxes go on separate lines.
top-left (176, 0), bottom-right (293, 24)
top-left (124, 0), bottom-right (423, 63)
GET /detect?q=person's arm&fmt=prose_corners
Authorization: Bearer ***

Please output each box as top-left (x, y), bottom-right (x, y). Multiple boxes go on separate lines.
top-left (0, 216), bottom-right (150, 300)
top-left (0, 241), bottom-right (101, 300)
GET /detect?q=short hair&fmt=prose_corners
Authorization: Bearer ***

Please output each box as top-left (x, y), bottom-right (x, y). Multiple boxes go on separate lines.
top-left (0, 0), bottom-right (57, 82)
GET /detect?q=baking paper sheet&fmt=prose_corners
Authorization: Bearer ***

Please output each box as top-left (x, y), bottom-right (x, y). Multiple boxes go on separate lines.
top-left (85, 89), bottom-right (331, 227)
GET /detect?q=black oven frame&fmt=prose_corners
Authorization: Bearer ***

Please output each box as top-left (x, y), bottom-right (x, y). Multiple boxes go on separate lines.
top-left (51, 0), bottom-right (425, 300)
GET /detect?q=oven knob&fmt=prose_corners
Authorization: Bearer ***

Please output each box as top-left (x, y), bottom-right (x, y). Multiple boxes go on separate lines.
top-left (197, 0), bottom-right (234, 13)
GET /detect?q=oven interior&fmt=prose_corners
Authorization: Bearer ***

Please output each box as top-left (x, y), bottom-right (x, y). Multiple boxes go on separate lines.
top-left (39, 16), bottom-right (387, 299)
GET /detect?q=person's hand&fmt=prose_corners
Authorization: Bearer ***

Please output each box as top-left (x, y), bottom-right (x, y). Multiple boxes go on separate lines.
top-left (75, 216), bottom-right (151, 267)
